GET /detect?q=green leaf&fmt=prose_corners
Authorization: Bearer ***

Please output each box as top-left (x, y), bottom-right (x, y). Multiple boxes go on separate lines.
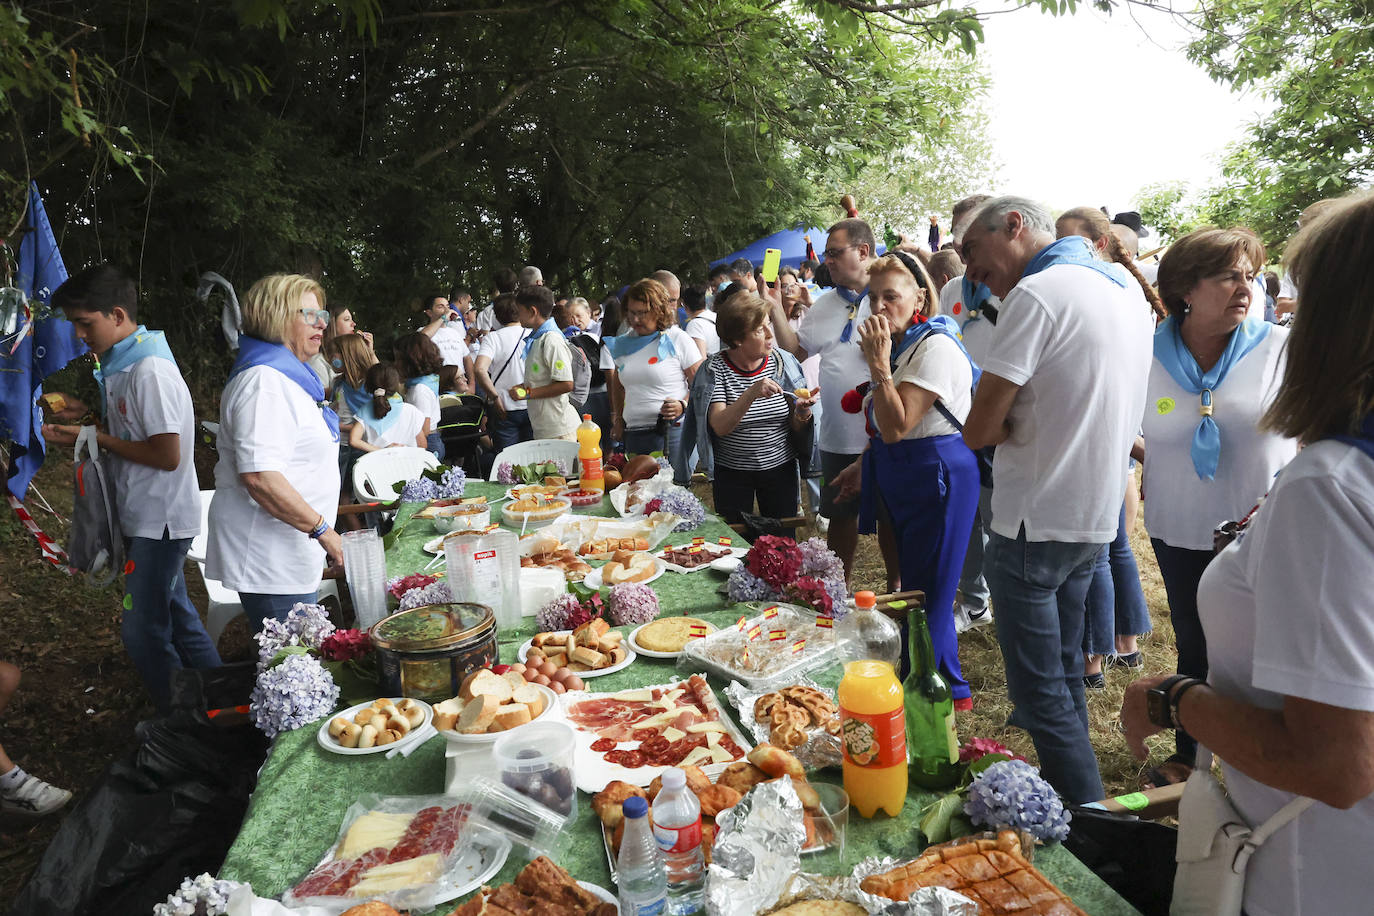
top-left (919, 792), bottom-right (965, 845)
top-left (267, 645), bottom-right (311, 669)
top-left (960, 753), bottom-right (1011, 788)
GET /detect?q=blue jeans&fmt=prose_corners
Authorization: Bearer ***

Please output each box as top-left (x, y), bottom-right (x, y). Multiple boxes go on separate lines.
top-left (426, 430), bottom-right (446, 461)
top-left (986, 528), bottom-right (1107, 804)
top-left (1150, 539), bottom-right (1214, 766)
top-left (624, 422), bottom-right (683, 472)
top-left (240, 591), bottom-right (320, 634)
top-left (958, 485), bottom-right (993, 612)
top-left (1082, 501), bottom-right (1153, 656)
top-left (124, 533), bottom-right (222, 711)
top-left (490, 409), bottom-right (532, 452)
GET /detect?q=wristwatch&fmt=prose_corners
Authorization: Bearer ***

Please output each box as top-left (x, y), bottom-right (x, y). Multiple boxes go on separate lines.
top-left (1147, 675), bottom-right (1205, 729)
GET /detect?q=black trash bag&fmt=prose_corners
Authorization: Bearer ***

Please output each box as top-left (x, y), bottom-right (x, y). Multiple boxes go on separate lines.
top-left (11, 664), bottom-right (268, 916)
top-left (1063, 804), bottom-right (1177, 916)
top-left (739, 511), bottom-right (802, 543)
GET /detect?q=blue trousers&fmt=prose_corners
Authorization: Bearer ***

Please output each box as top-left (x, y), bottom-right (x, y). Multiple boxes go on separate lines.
top-left (1082, 501), bottom-right (1154, 656)
top-left (240, 590), bottom-right (320, 634)
top-left (624, 422), bottom-right (683, 473)
top-left (862, 433), bottom-right (979, 700)
top-left (490, 409), bottom-right (533, 452)
top-left (124, 533), bottom-right (222, 711)
top-left (957, 485), bottom-right (994, 612)
top-left (426, 430), bottom-right (446, 461)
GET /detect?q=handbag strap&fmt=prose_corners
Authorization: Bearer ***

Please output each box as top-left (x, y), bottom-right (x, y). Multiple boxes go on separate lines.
top-left (1194, 744), bottom-right (1316, 845)
top-left (896, 330), bottom-right (965, 433)
top-left (74, 425), bottom-right (100, 462)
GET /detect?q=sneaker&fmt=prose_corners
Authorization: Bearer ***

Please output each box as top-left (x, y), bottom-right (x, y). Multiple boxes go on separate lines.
top-left (1104, 652), bottom-right (1144, 669)
top-left (1083, 673), bottom-right (1107, 690)
top-left (815, 515), bottom-right (830, 534)
top-left (955, 604), bottom-right (993, 634)
top-left (1, 774), bottom-right (72, 817)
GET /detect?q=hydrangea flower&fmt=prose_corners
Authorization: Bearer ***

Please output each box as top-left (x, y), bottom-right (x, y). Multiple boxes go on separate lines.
top-left (605, 583), bottom-right (661, 626)
top-left (398, 580), bottom-right (453, 610)
top-left (400, 476), bottom-right (440, 502)
top-left (784, 575), bottom-right (833, 615)
top-left (437, 466), bottom-right (467, 498)
top-left (386, 572), bottom-right (438, 600)
top-left (644, 487), bottom-right (707, 531)
top-left (152, 873), bottom-right (243, 916)
top-left (798, 537), bottom-right (845, 582)
top-left (963, 759), bottom-right (1071, 842)
top-left (726, 566), bottom-right (777, 603)
top-left (318, 628), bottom-right (372, 662)
top-left (536, 593), bottom-right (600, 632)
top-left (254, 603), bottom-right (335, 670)
top-left (249, 654), bottom-right (340, 739)
top-left (820, 576), bottom-right (849, 618)
top-left (745, 535), bottom-right (803, 589)
top-left (959, 737), bottom-right (1026, 764)
top-left (496, 461), bottom-right (517, 484)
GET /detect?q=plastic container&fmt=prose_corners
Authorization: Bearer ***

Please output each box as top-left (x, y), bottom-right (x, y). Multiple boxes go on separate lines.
top-left (835, 590), bottom-right (901, 669)
top-left (839, 659), bottom-right (907, 819)
top-left (501, 494), bottom-right (572, 531)
top-left (652, 768), bottom-right (705, 915)
top-left (491, 722), bottom-right (578, 819)
top-left (431, 502), bottom-right (491, 534)
top-left (444, 529), bottom-right (522, 630)
top-left (578, 414), bottom-right (605, 492)
top-left (618, 796), bottom-right (669, 916)
top-left (341, 529), bottom-right (389, 630)
top-left (370, 603), bottom-right (498, 700)
top-left (447, 776), bottom-right (570, 859)
top-left (676, 603), bottom-right (841, 690)
top-left (517, 567), bottom-right (567, 617)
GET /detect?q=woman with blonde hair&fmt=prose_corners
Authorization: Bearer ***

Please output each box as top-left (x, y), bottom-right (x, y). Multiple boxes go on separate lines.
top-left (1056, 207), bottom-right (1167, 321)
top-left (206, 273), bottom-right (342, 630)
top-left (1123, 192), bottom-right (1374, 914)
top-left (308, 303), bottom-right (370, 391)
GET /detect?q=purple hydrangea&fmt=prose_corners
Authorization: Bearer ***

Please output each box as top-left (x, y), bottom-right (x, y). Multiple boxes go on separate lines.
top-left (821, 577), bottom-right (849, 618)
top-left (646, 487), bottom-right (707, 531)
top-left (437, 466), bottom-right (467, 498)
top-left (152, 873), bottom-right (243, 916)
top-left (254, 603), bottom-right (336, 670)
top-left (963, 759), bottom-right (1072, 842)
top-left (537, 593), bottom-right (583, 632)
top-left (726, 566), bottom-right (778, 603)
top-left (798, 537), bottom-right (845, 582)
top-left (496, 461), bottom-right (517, 484)
top-left (605, 583), bottom-right (661, 626)
top-left (398, 580), bottom-right (453, 610)
top-left (400, 476), bottom-right (440, 502)
top-left (249, 653), bottom-right (340, 739)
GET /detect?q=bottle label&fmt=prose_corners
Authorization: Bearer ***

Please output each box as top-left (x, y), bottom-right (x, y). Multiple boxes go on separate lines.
top-left (841, 706), bottom-right (906, 768)
top-left (652, 816), bottom-right (701, 854)
top-left (581, 455), bottom-right (603, 481)
top-left (628, 899), bottom-right (667, 916)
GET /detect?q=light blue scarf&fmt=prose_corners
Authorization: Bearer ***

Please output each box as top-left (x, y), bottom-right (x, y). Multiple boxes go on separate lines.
top-left (958, 277), bottom-right (996, 327)
top-left (336, 380), bottom-right (372, 419)
top-left (890, 314), bottom-right (983, 389)
top-left (1022, 236), bottom-right (1129, 287)
top-left (405, 374), bottom-right (440, 397)
top-left (229, 336), bottom-right (339, 442)
top-left (1153, 315), bottom-right (1271, 480)
top-left (357, 394), bottom-right (405, 438)
top-left (836, 285), bottom-right (869, 343)
top-left (93, 325), bottom-right (175, 418)
top-left (522, 318), bottom-right (560, 357)
top-left (607, 330), bottom-right (676, 363)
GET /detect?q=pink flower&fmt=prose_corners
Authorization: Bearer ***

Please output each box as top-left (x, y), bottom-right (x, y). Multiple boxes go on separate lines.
top-left (745, 535), bottom-right (802, 590)
top-left (959, 737), bottom-right (1026, 764)
top-left (784, 575), bottom-right (833, 614)
top-left (318, 628), bottom-right (372, 662)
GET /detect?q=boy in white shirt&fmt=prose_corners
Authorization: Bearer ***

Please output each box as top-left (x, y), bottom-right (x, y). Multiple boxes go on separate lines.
top-left (509, 286), bottom-right (579, 439)
top-left (43, 265), bottom-right (219, 713)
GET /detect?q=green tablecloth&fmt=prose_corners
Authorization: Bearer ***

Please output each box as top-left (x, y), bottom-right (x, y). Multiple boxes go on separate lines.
top-left (219, 486), bottom-right (1139, 915)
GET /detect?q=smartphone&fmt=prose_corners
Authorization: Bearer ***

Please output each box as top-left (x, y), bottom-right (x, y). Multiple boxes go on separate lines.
top-left (762, 248), bottom-right (782, 284)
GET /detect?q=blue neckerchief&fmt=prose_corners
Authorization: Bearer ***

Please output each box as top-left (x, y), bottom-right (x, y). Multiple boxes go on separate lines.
top-left (1329, 414), bottom-right (1374, 460)
top-left (405, 374), bottom-right (440, 397)
top-left (336, 380), bottom-right (371, 419)
top-left (92, 325), bottom-right (175, 418)
top-left (836, 286), bottom-right (869, 343)
top-left (563, 326), bottom-right (581, 340)
top-left (229, 336), bottom-right (340, 442)
top-left (1023, 236), bottom-right (1129, 288)
top-left (522, 318), bottom-right (559, 357)
top-left (357, 394), bottom-right (405, 438)
top-left (891, 314), bottom-right (983, 389)
top-left (1153, 315), bottom-right (1271, 480)
top-left (959, 277), bottom-right (996, 327)
top-left (608, 330), bottom-right (676, 363)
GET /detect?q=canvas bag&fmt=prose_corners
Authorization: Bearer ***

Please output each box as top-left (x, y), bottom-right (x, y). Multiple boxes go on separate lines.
top-left (1171, 745), bottom-right (1313, 915)
top-left (67, 425), bottom-right (124, 587)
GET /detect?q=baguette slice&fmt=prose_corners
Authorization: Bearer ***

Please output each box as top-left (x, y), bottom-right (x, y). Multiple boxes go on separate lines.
top-left (511, 684), bottom-right (546, 719)
top-left (433, 697), bottom-right (465, 731)
top-left (457, 694), bottom-right (501, 734)
top-left (491, 703), bottom-right (534, 731)
top-left (467, 670), bottom-right (514, 704)
top-left (501, 670), bottom-right (527, 693)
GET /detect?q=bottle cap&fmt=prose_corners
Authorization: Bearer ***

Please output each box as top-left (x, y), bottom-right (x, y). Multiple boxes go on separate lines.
top-left (583, 413), bottom-right (592, 420)
top-left (854, 590), bottom-right (876, 608)
top-left (661, 767), bottom-right (686, 790)
top-left (623, 795), bottom-right (649, 818)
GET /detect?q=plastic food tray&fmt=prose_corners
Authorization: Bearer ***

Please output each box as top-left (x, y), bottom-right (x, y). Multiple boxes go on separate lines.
top-left (676, 603), bottom-right (841, 691)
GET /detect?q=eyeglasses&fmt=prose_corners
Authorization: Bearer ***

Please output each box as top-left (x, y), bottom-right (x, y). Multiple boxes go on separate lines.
top-left (298, 307), bottom-right (329, 325)
top-left (626, 309), bottom-right (652, 319)
top-left (823, 244), bottom-right (857, 260)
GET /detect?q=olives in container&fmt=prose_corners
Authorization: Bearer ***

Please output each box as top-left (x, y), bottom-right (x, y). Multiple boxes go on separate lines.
top-left (491, 722), bottom-right (579, 821)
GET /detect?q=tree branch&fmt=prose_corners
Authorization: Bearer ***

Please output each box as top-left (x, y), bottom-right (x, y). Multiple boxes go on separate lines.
top-left (413, 79), bottom-right (534, 168)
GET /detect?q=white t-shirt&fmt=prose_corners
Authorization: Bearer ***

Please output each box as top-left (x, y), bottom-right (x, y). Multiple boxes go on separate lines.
top-left (685, 312), bottom-right (720, 356)
top-left (525, 329), bottom-right (580, 438)
top-left (476, 325), bottom-right (528, 412)
top-left (429, 326), bottom-right (470, 369)
top-left (404, 381), bottom-right (441, 431)
top-left (1136, 260), bottom-right (1159, 286)
top-left (938, 278), bottom-right (999, 366)
top-left (1278, 272), bottom-right (1297, 301)
top-left (1197, 441), bottom-right (1374, 916)
top-left (102, 355), bottom-right (200, 540)
top-left (888, 332), bottom-right (971, 439)
top-left (476, 304), bottom-right (498, 332)
top-left (361, 401), bottom-right (426, 449)
top-left (1142, 327), bottom-right (1296, 549)
top-left (982, 264), bottom-right (1152, 542)
top-left (797, 288), bottom-right (871, 454)
top-left (602, 327), bottom-right (699, 429)
top-left (206, 366), bottom-right (340, 594)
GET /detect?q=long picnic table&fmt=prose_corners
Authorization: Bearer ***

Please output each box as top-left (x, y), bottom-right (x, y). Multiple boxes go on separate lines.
top-left (217, 483), bottom-right (1139, 915)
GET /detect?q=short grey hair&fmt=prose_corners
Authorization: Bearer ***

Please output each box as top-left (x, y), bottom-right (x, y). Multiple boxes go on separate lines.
top-left (970, 196), bottom-right (1056, 237)
top-left (518, 265), bottom-right (543, 287)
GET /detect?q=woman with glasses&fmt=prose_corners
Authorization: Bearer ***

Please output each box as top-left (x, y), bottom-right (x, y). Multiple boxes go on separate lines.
top-left (206, 274), bottom-right (342, 630)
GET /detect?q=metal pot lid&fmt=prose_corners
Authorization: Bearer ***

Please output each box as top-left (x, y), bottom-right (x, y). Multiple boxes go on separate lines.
top-left (370, 602), bottom-right (495, 652)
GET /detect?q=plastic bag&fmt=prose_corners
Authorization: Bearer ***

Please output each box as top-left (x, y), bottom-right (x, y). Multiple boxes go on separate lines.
top-left (1062, 804), bottom-right (1177, 916)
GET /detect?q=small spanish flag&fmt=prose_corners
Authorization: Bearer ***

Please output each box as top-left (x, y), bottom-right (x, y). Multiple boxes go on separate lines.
top-left (692, 536), bottom-right (705, 546)
top-left (717, 536), bottom-right (732, 546)
top-left (688, 622), bottom-right (709, 639)
top-left (815, 615), bottom-right (834, 629)
top-left (769, 628), bottom-right (786, 642)
top-left (736, 615), bottom-right (748, 632)
top-left (689, 544), bottom-right (702, 554)
top-left (792, 638), bottom-right (807, 655)
top-left (747, 624), bottom-right (763, 641)
top-left (762, 605), bottom-right (780, 619)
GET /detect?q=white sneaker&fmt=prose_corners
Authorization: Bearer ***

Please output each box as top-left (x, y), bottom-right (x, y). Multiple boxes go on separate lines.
top-left (1, 774), bottom-right (72, 817)
top-left (955, 603), bottom-right (993, 634)
top-left (816, 515), bottom-right (830, 534)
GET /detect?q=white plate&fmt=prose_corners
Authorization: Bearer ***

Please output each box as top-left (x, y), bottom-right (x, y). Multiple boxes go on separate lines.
top-left (709, 554), bottom-right (742, 574)
top-left (627, 620), bottom-right (718, 659)
top-left (505, 480), bottom-right (579, 501)
top-left (316, 698), bottom-right (434, 756)
top-left (518, 633), bottom-right (636, 678)
top-left (423, 534), bottom-right (447, 555)
top-left (433, 825), bottom-right (513, 905)
top-left (582, 555), bottom-right (666, 590)
top-left (657, 543), bottom-right (747, 574)
top-left (579, 881), bottom-right (618, 910)
top-left (438, 683), bottom-right (560, 746)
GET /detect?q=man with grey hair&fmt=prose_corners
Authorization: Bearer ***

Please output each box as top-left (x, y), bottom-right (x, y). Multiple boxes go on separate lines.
top-left (518, 265), bottom-right (544, 289)
top-left (961, 195), bottom-right (1151, 804)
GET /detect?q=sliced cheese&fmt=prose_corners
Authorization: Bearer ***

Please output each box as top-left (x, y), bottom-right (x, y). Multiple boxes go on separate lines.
top-left (662, 727), bottom-right (686, 742)
top-left (337, 811), bottom-right (413, 859)
top-left (686, 721), bottom-right (726, 734)
top-left (706, 731), bottom-right (721, 747)
top-left (616, 689), bottom-right (653, 702)
top-left (351, 853), bottom-right (443, 895)
top-left (708, 744), bottom-right (734, 763)
top-left (680, 745), bottom-right (714, 767)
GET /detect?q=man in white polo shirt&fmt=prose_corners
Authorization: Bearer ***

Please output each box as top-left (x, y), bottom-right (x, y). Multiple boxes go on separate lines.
top-left (418, 292), bottom-right (474, 391)
top-left (962, 196), bottom-right (1152, 804)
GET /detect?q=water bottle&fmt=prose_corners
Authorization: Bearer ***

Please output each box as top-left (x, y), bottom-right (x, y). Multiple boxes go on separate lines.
top-left (836, 590), bottom-right (902, 670)
top-left (618, 796), bottom-right (668, 916)
top-left (651, 767), bottom-right (705, 915)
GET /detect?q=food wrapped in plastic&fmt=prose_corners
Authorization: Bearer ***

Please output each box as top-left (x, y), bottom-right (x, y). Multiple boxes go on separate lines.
top-left (705, 775), bottom-right (808, 916)
top-left (724, 676), bottom-right (843, 770)
top-left (680, 605), bottom-right (841, 691)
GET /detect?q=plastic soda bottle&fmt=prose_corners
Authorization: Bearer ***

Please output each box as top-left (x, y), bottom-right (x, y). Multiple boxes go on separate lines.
top-left (838, 658), bottom-right (907, 818)
top-left (618, 796), bottom-right (669, 916)
top-left (651, 767), bottom-right (705, 915)
top-left (578, 413), bottom-right (605, 492)
top-left (904, 606), bottom-right (960, 789)
top-left (836, 590), bottom-right (902, 669)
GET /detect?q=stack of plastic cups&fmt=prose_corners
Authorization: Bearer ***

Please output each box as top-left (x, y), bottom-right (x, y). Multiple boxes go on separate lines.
top-left (342, 529), bottom-right (390, 630)
top-left (444, 529), bottom-right (523, 630)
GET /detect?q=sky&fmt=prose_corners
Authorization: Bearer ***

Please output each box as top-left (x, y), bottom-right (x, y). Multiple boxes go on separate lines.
top-left (976, 3), bottom-right (1273, 217)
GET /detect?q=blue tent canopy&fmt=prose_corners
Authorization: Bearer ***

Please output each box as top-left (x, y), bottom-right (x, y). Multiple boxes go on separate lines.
top-left (712, 226), bottom-right (828, 271)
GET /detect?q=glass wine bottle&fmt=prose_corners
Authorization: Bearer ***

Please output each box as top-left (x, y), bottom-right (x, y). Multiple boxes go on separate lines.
top-left (903, 605), bottom-right (959, 789)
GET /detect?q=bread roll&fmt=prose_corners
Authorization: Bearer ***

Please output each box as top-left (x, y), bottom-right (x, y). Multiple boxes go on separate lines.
top-left (403, 704), bottom-right (425, 728)
top-left (357, 724), bottom-right (378, 748)
top-left (328, 717), bottom-right (350, 738)
top-left (385, 713), bottom-right (411, 736)
top-left (433, 697), bottom-right (465, 731)
top-left (492, 703), bottom-right (533, 731)
top-left (339, 722), bottom-right (362, 748)
top-left (457, 694), bottom-right (500, 734)
top-left (466, 670), bottom-right (514, 704)
top-left (511, 684), bottom-right (546, 718)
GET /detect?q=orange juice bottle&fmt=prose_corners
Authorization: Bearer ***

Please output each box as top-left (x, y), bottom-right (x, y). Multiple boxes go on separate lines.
top-left (577, 414), bottom-right (605, 492)
top-left (839, 659), bottom-right (907, 818)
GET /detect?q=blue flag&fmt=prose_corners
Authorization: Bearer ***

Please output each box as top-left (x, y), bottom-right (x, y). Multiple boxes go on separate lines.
top-left (1, 183), bottom-right (88, 499)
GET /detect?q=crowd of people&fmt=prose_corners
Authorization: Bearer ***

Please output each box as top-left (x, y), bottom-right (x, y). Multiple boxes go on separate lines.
top-left (12, 188), bottom-right (1373, 915)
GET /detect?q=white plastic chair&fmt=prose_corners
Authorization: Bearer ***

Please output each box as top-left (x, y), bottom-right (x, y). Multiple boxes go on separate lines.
top-left (188, 489), bottom-right (339, 645)
top-left (352, 446), bottom-right (441, 504)
top-left (487, 438), bottom-right (581, 481)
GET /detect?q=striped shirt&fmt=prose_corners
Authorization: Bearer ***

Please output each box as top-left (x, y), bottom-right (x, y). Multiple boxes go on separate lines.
top-left (708, 351), bottom-right (794, 471)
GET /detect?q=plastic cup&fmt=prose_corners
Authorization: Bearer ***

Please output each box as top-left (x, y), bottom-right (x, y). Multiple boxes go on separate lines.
top-left (491, 721), bottom-right (578, 821)
top-left (450, 776), bottom-right (570, 859)
top-left (342, 530), bottom-right (389, 629)
top-left (802, 782), bottom-right (849, 874)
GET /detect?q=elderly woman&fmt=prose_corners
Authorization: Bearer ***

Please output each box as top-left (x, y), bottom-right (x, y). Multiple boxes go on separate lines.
top-left (699, 293), bottom-right (816, 523)
top-left (604, 278), bottom-right (702, 467)
top-left (1122, 193), bottom-right (1374, 915)
top-left (855, 252), bottom-right (980, 703)
top-left (206, 274), bottom-right (342, 630)
top-left (1129, 226), bottom-right (1297, 787)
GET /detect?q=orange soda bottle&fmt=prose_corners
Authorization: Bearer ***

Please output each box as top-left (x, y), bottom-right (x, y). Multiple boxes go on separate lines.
top-left (577, 414), bottom-right (605, 492)
top-left (839, 659), bottom-right (907, 818)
